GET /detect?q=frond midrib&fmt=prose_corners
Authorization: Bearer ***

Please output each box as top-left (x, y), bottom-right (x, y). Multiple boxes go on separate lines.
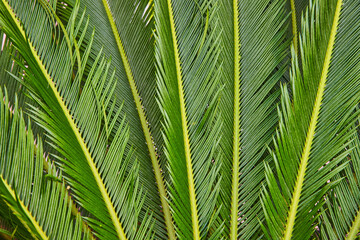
top-left (166, 0), bottom-right (200, 239)
top-left (283, 0), bottom-right (343, 239)
top-left (230, 0), bottom-right (240, 239)
top-left (100, 1), bottom-right (176, 239)
top-left (1, 1), bottom-right (127, 239)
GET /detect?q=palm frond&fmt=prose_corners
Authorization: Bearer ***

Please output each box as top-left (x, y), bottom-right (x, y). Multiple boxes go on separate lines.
top-left (155, 0), bottom-right (223, 239)
top-left (59, 0), bottom-right (172, 237)
top-left (261, 0), bottom-right (360, 239)
top-left (0, 88), bottom-right (93, 240)
top-left (218, 0), bottom-right (289, 239)
top-left (0, 1), bottom-right (152, 239)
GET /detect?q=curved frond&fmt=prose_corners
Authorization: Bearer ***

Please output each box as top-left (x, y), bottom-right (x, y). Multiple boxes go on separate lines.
top-left (59, 0), bottom-right (171, 237)
top-left (155, 0), bottom-right (223, 239)
top-left (218, 0), bottom-right (289, 238)
top-left (0, 88), bottom-right (93, 240)
top-left (0, 1), bottom-right (152, 239)
top-left (261, 0), bottom-right (360, 239)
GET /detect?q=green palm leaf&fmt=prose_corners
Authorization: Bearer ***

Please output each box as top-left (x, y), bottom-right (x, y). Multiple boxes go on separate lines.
top-left (154, 0), bottom-right (221, 239)
top-left (1, 0), bottom-right (360, 239)
top-left (60, 0), bottom-right (173, 237)
top-left (261, 0), bottom-right (360, 239)
top-left (155, 0), bottom-right (223, 239)
top-left (0, 1), bottom-right (152, 239)
top-left (0, 27), bottom-right (93, 240)
top-left (218, 0), bottom-right (289, 239)
top-left (0, 88), bottom-right (93, 240)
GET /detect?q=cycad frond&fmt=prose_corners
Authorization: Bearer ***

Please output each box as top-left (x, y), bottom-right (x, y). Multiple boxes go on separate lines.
top-left (0, 1), bottom-right (152, 239)
top-left (0, 88), bottom-right (93, 240)
top-left (155, 0), bottom-right (222, 239)
top-left (218, 0), bottom-right (289, 238)
top-left (261, 0), bottom-right (360, 239)
top-left (60, 0), bottom-right (172, 237)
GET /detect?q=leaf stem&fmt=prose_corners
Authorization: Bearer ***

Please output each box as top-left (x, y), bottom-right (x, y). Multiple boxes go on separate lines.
top-left (166, 0), bottom-right (200, 238)
top-left (230, 0), bottom-right (240, 239)
top-left (1, 1), bottom-right (128, 238)
top-left (283, 0), bottom-right (342, 239)
top-left (101, 1), bottom-right (176, 239)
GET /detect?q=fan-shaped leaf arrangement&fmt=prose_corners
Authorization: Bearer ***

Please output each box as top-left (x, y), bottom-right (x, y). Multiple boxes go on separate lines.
top-left (1, 0), bottom-right (360, 239)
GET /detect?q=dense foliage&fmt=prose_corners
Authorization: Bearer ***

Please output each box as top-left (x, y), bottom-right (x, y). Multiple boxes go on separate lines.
top-left (1, 0), bottom-right (360, 239)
